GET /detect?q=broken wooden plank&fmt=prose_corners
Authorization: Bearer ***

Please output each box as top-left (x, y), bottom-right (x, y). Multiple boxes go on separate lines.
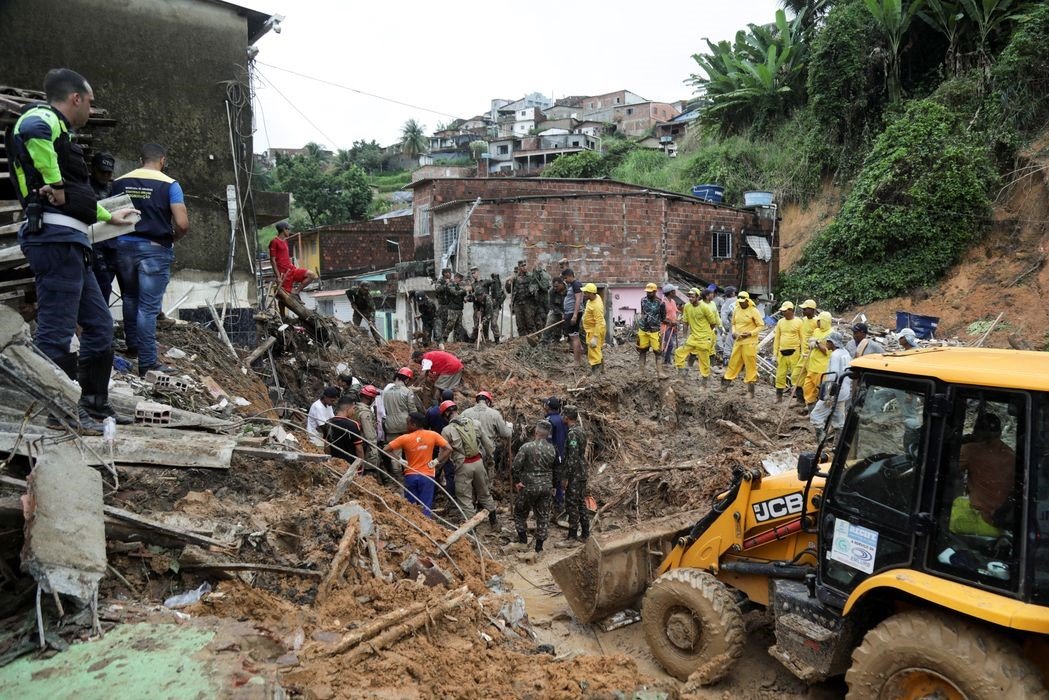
top-left (206, 299), bottom-right (239, 359)
top-left (102, 504), bottom-right (235, 550)
top-left (316, 515), bottom-right (359, 604)
top-left (716, 418), bottom-right (770, 448)
top-left (440, 509), bottom-right (488, 553)
top-left (345, 588), bottom-right (472, 662)
top-left (244, 336), bottom-right (276, 366)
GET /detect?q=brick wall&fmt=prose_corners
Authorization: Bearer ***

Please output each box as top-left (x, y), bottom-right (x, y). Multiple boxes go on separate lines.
top-left (316, 218), bottom-right (415, 277)
top-left (411, 178), bottom-right (777, 290)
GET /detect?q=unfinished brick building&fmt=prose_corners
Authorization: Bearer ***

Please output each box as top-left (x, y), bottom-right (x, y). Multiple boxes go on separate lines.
top-left (409, 177), bottom-right (778, 298)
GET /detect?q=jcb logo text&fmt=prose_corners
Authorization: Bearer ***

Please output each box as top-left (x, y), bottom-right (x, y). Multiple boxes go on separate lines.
top-left (752, 492), bottom-right (805, 523)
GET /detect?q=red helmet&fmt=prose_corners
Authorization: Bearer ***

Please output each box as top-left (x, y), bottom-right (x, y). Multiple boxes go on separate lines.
top-left (476, 391), bottom-right (494, 404)
top-left (439, 400), bottom-right (457, 414)
top-left (396, 366), bottom-right (414, 380)
top-left (360, 384), bottom-right (379, 398)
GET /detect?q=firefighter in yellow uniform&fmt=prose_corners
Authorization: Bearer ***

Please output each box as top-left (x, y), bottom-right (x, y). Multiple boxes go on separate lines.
top-left (773, 301), bottom-right (804, 402)
top-left (790, 299), bottom-right (819, 390)
top-left (802, 310), bottom-right (835, 408)
top-left (674, 287), bottom-right (722, 383)
top-left (723, 291), bottom-right (765, 394)
top-left (581, 283), bottom-right (606, 374)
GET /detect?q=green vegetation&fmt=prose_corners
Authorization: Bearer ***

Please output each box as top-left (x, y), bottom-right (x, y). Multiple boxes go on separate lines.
top-left (270, 142), bottom-right (372, 227)
top-left (399, 119), bottom-right (428, 158)
top-left (780, 100), bottom-right (996, 307)
top-left (369, 171), bottom-right (412, 193)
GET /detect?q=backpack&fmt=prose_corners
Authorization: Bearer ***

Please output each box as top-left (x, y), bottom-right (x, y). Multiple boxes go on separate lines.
top-left (453, 418), bottom-right (481, 458)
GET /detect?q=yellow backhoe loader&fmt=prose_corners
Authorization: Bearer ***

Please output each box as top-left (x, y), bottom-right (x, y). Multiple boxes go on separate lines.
top-left (551, 348), bottom-right (1049, 698)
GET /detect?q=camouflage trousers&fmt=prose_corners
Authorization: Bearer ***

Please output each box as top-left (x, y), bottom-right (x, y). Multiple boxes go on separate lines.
top-left (514, 486), bottom-right (552, 541)
top-left (442, 309), bottom-right (466, 342)
top-left (434, 307), bottom-right (449, 341)
top-left (565, 478), bottom-right (588, 531)
top-left (513, 303), bottom-right (540, 336)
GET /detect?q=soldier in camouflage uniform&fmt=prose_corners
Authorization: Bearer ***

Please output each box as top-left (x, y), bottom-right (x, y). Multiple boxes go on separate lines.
top-left (488, 272), bottom-right (505, 342)
top-left (558, 405), bottom-right (590, 542)
top-left (506, 261), bottom-right (536, 336)
top-left (469, 284), bottom-right (496, 344)
top-left (443, 273), bottom-right (468, 342)
top-left (512, 419), bottom-right (558, 552)
top-left (433, 268), bottom-right (453, 341)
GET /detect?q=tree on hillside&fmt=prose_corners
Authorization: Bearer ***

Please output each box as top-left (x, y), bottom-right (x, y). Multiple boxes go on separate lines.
top-left (400, 119), bottom-right (428, 158)
top-left (273, 146), bottom-right (372, 226)
top-left (864, 0), bottom-right (926, 102)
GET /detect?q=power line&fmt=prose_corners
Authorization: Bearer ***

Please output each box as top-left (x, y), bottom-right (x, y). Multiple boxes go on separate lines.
top-left (255, 68), bottom-right (339, 147)
top-left (256, 61), bottom-right (460, 120)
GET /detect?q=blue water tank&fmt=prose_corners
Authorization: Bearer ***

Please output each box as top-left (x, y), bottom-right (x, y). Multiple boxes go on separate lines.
top-left (692, 184), bottom-right (724, 203)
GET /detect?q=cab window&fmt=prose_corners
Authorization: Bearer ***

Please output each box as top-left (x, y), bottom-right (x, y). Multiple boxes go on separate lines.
top-left (927, 390), bottom-right (1025, 593)
top-left (1029, 396), bottom-right (1049, 603)
top-left (832, 382), bottom-right (927, 517)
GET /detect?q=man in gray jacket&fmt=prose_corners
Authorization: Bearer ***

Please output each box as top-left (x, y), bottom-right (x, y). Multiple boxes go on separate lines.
top-left (460, 390), bottom-right (512, 479)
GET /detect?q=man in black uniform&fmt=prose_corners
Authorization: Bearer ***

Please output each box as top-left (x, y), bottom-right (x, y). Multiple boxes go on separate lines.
top-left (8, 69), bottom-right (134, 431)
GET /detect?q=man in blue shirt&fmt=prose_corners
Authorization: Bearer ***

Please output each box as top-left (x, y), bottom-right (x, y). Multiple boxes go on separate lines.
top-left (9, 68), bottom-right (135, 432)
top-left (110, 144), bottom-right (189, 376)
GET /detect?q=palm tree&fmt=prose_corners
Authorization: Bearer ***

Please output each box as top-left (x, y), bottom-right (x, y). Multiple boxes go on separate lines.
top-left (400, 120), bottom-right (428, 158)
top-left (864, 0), bottom-right (927, 102)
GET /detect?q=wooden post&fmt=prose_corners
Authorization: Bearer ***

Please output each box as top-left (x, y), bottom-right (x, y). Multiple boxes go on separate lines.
top-left (316, 515), bottom-right (359, 603)
top-left (440, 509), bottom-right (488, 553)
top-left (244, 336), bottom-right (276, 366)
top-left (206, 299), bottom-right (238, 359)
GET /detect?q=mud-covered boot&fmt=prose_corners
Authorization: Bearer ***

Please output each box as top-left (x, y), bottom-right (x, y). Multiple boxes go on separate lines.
top-left (488, 511), bottom-right (498, 530)
top-left (776, 388), bottom-right (784, 403)
top-left (580, 519), bottom-right (590, 540)
top-left (517, 529), bottom-right (528, 545)
top-left (748, 383), bottom-right (756, 397)
top-left (534, 538), bottom-right (545, 553)
top-left (639, 353), bottom-right (647, 372)
top-left (80, 352), bottom-right (133, 424)
top-left (656, 356), bottom-right (666, 379)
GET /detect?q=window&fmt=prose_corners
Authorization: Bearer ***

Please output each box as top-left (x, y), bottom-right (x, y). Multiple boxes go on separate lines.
top-left (712, 230), bottom-right (732, 259)
top-left (927, 389), bottom-right (1026, 593)
top-left (572, 140), bottom-right (580, 147)
top-left (441, 224), bottom-right (459, 254)
top-left (498, 144), bottom-right (509, 155)
top-left (626, 108), bottom-right (634, 116)
top-left (1033, 397), bottom-right (1049, 603)
top-left (417, 206), bottom-right (432, 237)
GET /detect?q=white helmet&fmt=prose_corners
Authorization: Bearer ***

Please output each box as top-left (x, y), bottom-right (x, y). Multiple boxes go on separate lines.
top-left (897, 327), bottom-right (918, 348)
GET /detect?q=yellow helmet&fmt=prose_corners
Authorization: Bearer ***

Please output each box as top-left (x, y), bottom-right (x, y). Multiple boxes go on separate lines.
top-left (780, 301), bottom-right (795, 311)
top-left (800, 299), bottom-right (817, 310)
top-left (581, 283), bottom-right (598, 294)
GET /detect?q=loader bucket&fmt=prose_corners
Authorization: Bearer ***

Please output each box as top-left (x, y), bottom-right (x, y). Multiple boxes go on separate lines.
top-left (549, 508), bottom-right (706, 624)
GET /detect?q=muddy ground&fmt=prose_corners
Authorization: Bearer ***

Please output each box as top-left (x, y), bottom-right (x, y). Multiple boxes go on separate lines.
top-left (2, 316), bottom-right (836, 699)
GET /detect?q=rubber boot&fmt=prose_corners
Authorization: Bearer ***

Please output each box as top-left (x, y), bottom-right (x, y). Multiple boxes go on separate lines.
top-left (678, 368), bottom-right (687, 378)
top-left (534, 538), bottom-right (544, 553)
top-left (44, 354), bottom-right (103, 435)
top-left (580, 519), bottom-right (590, 539)
top-left (565, 526), bottom-right (578, 541)
top-left (699, 375), bottom-right (708, 386)
top-left (517, 530), bottom-right (528, 545)
top-left (776, 388), bottom-right (784, 403)
top-left (599, 363), bottom-right (605, 375)
top-left (488, 511), bottom-right (498, 530)
top-left (590, 363), bottom-right (599, 375)
top-left (640, 352), bottom-right (647, 372)
top-left (748, 383), bottom-right (756, 397)
top-left (79, 352), bottom-right (133, 424)
top-left (655, 354), bottom-right (665, 379)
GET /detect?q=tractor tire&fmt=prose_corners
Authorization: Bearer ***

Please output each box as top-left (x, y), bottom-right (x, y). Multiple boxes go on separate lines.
top-left (846, 610), bottom-right (1049, 700)
top-left (640, 568), bottom-right (745, 684)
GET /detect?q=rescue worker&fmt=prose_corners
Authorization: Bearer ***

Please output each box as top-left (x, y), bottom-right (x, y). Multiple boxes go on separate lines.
top-left (559, 405), bottom-right (590, 543)
top-left (469, 284), bottom-right (495, 344)
top-left (440, 400), bottom-right (498, 528)
top-left (790, 299), bottom-right (820, 398)
top-left (660, 284), bottom-right (681, 367)
top-left (809, 331), bottom-right (852, 441)
top-left (460, 391), bottom-right (513, 480)
top-left (269, 221), bottom-right (317, 295)
top-left (801, 311), bottom-right (835, 409)
top-left (674, 287), bottom-right (721, 383)
top-left (307, 386), bottom-right (340, 447)
top-left (637, 283), bottom-right (667, 378)
top-left (412, 348), bottom-right (464, 404)
top-left (387, 412), bottom-right (453, 518)
top-left (433, 268), bottom-right (453, 342)
top-left (506, 261), bottom-right (536, 336)
top-left (512, 419), bottom-right (558, 553)
top-left (897, 326), bottom-right (920, 350)
top-left (327, 395), bottom-right (365, 469)
top-left (488, 272), bottom-right (506, 343)
top-left (846, 322), bottom-right (885, 358)
top-left (581, 283), bottom-right (606, 374)
top-left (347, 282), bottom-right (381, 341)
top-left (542, 277), bottom-right (566, 343)
top-left (531, 261), bottom-right (552, 320)
top-left (355, 384), bottom-right (381, 478)
top-left (414, 292), bottom-right (436, 345)
top-left (9, 68), bottom-right (136, 433)
top-left (561, 269), bottom-right (585, 366)
top-left (772, 301), bottom-right (804, 402)
top-left (111, 143), bottom-right (190, 377)
top-left (723, 291), bottom-right (765, 395)
top-left (718, 286), bottom-right (738, 366)
top-left (426, 389), bottom-right (456, 500)
top-left (380, 367), bottom-right (423, 450)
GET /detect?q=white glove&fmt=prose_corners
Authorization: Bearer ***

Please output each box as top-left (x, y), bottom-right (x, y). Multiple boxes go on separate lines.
top-left (808, 338), bottom-right (818, 349)
top-left (428, 458), bottom-right (440, 470)
top-left (397, 459), bottom-right (409, 471)
top-left (589, 336), bottom-right (598, 348)
top-left (505, 421), bottom-right (513, 432)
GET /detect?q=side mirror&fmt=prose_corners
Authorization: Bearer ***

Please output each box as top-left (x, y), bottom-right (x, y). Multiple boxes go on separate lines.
top-left (797, 452), bottom-right (817, 482)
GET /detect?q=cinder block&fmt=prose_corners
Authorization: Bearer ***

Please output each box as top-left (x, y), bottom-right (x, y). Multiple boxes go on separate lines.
top-left (135, 400), bottom-right (172, 425)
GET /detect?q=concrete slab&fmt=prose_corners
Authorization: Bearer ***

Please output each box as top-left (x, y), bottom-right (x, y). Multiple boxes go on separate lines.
top-left (80, 426), bottom-right (235, 470)
top-left (22, 448), bottom-right (106, 606)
